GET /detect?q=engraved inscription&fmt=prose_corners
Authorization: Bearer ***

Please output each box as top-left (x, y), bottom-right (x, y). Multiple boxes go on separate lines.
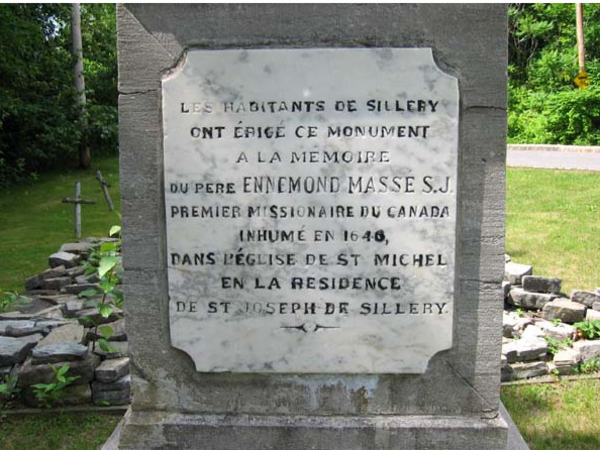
top-left (163, 48), bottom-right (459, 373)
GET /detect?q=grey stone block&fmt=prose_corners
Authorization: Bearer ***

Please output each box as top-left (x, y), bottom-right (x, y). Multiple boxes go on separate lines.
top-left (505, 262), bottom-right (532, 285)
top-left (87, 319), bottom-right (128, 342)
top-left (31, 342), bottom-right (88, 365)
top-left (60, 242), bottom-right (95, 255)
top-left (502, 281), bottom-right (511, 299)
top-left (38, 322), bottom-right (85, 347)
top-left (502, 337), bottom-right (547, 363)
top-left (572, 340), bottom-right (600, 363)
top-left (509, 361), bottom-right (548, 380)
top-left (40, 265), bottom-right (68, 279)
top-left (536, 320), bottom-right (575, 341)
top-left (542, 300), bottom-right (587, 324)
top-left (42, 276), bottom-right (72, 291)
top-left (24, 274), bottom-right (43, 291)
top-left (64, 283), bottom-right (100, 295)
top-left (18, 352), bottom-right (100, 386)
top-left (550, 348), bottom-right (581, 375)
top-left (49, 251), bottom-right (80, 268)
top-left (0, 335), bottom-right (40, 365)
top-left (92, 374), bottom-right (131, 405)
top-left (38, 294), bottom-right (79, 306)
top-left (507, 288), bottom-right (556, 310)
top-left (95, 357), bottom-right (130, 383)
top-left (522, 275), bottom-right (561, 294)
top-left (586, 309), bottom-right (600, 321)
top-left (571, 290), bottom-right (600, 308)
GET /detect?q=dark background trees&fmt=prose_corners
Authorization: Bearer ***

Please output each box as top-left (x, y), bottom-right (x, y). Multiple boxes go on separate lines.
top-left (0, 3), bottom-right (116, 188)
top-left (0, 4), bottom-right (599, 188)
top-left (509, 3), bottom-right (600, 145)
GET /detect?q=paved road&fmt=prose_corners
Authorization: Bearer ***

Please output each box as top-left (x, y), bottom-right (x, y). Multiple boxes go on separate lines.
top-left (507, 150), bottom-right (600, 172)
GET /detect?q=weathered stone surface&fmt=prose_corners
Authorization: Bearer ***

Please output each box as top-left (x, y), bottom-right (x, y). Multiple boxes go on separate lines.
top-left (94, 341), bottom-right (128, 359)
top-left (65, 283), bottom-right (100, 295)
top-left (502, 337), bottom-right (547, 363)
top-left (542, 300), bottom-right (587, 323)
top-left (38, 322), bottom-right (85, 347)
top-left (18, 352), bottom-right (100, 386)
top-left (63, 299), bottom-right (85, 318)
top-left (95, 357), bottom-right (130, 382)
top-left (536, 320), bottom-right (575, 341)
top-left (520, 325), bottom-right (544, 340)
top-left (42, 276), bottom-right (72, 292)
top-left (502, 312), bottom-right (517, 338)
top-left (586, 309), bottom-right (600, 321)
top-left (550, 348), bottom-right (581, 375)
top-left (38, 294), bottom-right (78, 306)
top-left (505, 262), bottom-right (532, 285)
top-left (115, 3), bottom-right (511, 448)
top-left (92, 374), bottom-right (131, 405)
top-left (66, 266), bottom-right (85, 277)
top-left (507, 288), bottom-right (556, 310)
top-left (510, 361), bottom-right (548, 380)
top-left (0, 320), bottom-right (37, 336)
top-left (0, 335), bottom-right (40, 365)
top-left (60, 242), bottom-right (95, 255)
top-left (41, 266), bottom-right (68, 280)
top-left (76, 307), bottom-right (123, 327)
top-left (87, 319), bottom-right (128, 342)
top-left (35, 305), bottom-right (65, 320)
top-left (31, 342), bottom-right (88, 365)
top-left (502, 281), bottom-right (511, 300)
top-left (572, 340), bottom-right (600, 363)
top-left (24, 274), bottom-right (42, 291)
top-left (75, 273), bottom-right (99, 285)
top-left (49, 251), bottom-right (80, 268)
top-left (522, 276), bottom-right (561, 294)
top-left (593, 302), bottom-right (600, 312)
top-left (571, 290), bottom-right (600, 308)
top-left (4, 323), bottom-right (46, 337)
top-left (0, 365), bottom-right (12, 377)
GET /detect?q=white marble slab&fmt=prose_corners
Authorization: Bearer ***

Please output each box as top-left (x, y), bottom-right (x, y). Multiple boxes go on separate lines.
top-left (162, 48), bottom-right (458, 373)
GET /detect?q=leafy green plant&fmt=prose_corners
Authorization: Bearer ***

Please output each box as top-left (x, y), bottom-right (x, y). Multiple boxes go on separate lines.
top-left (0, 374), bottom-right (20, 413)
top-left (78, 225), bottom-right (122, 352)
top-left (31, 364), bottom-right (79, 408)
top-left (576, 358), bottom-right (600, 375)
top-left (545, 336), bottom-right (572, 355)
top-left (516, 308), bottom-right (525, 318)
top-left (551, 318), bottom-right (562, 326)
top-left (0, 290), bottom-right (28, 313)
top-left (574, 320), bottom-right (600, 340)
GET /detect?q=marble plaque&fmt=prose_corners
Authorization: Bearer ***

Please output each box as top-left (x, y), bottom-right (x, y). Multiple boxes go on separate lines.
top-left (163, 48), bottom-right (458, 373)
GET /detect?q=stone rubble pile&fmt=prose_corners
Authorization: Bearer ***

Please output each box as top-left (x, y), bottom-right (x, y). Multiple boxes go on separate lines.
top-left (0, 238), bottom-right (130, 408)
top-left (502, 255), bottom-right (600, 382)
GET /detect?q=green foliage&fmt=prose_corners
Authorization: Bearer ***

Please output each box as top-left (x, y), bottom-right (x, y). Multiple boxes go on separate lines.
top-left (544, 336), bottom-right (572, 355)
top-left (576, 358), bottom-right (600, 375)
top-left (574, 320), bottom-right (600, 340)
top-left (0, 375), bottom-right (20, 409)
top-left (0, 291), bottom-right (28, 313)
top-left (0, 4), bottom-right (117, 188)
top-left (509, 4), bottom-right (600, 145)
top-left (31, 364), bottom-right (79, 408)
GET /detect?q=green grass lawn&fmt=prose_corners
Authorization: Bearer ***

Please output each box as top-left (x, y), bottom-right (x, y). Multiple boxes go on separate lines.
top-left (502, 380), bottom-right (600, 450)
top-left (0, 412), bottom-right (122, 450)
top-left (0, 156), bottom-right (121, 292)
top-left (506, 169), bottom-right (600, 294)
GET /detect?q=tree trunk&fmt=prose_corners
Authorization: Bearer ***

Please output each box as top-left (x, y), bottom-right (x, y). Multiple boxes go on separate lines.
top-left (72, 3), bottom-right (90, 168)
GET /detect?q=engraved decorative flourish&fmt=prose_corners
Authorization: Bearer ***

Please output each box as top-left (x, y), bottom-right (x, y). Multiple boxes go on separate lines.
top-left (280, 323), bottom-right (340, 333)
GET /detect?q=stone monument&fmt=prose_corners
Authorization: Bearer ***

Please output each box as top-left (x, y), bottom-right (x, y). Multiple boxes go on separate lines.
top-left (112, 4), bottom-right (517, 449)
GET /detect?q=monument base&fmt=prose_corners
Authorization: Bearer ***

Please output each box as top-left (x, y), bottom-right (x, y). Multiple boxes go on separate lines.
top-left (104, 408), bottom-right (519, 450)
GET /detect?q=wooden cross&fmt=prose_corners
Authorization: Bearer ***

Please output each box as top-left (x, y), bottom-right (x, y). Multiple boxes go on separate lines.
top-left (96, 170), bottom-right (114, 212)
top-left (62, 181), bottom-right (95, 238)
